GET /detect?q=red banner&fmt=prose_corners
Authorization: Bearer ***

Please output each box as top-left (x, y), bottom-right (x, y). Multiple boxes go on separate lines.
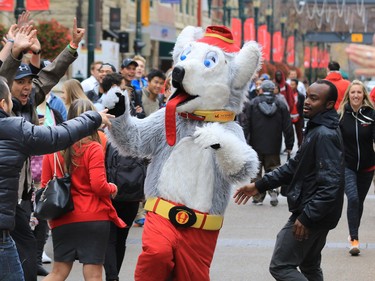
top-left (257, 24), bottom-right (269, 61)
top-left (26, 0), bottom-right (49, 11)
top-left (304, 46), bottom-right (310, 68)
top-left (231, 18), bottom-right (241, 48)
top-left (286, 36), bottom-right (295, 65)
top-left (312, 46), bottom-right (318, 68)
top-left (272, 31), bottom-right (283, 63)
top-left (244, 18), bottom-right (255, 42)
top-left (0, 0), bottom-right (14, 11)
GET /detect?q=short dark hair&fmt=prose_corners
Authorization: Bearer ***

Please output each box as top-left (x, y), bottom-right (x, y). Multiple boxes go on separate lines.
top-left (102, 72), bottom-right (124, 93)
top-left (328, 61), bottom-right (340, 71)
top-left (316, 79), bottom-right (338, 103)
top-left (99, 63), bottom-right (116, 72)
top-left (147, 69), bottom-right (166, 82)
top-left (0, 76), bottom-right (9, 101)
top-left (290, 78), bottom-right (299, 85)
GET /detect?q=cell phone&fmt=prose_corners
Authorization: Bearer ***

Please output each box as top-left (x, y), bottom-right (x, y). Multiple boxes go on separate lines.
top-left (38, 114), bottom-right (44, 118)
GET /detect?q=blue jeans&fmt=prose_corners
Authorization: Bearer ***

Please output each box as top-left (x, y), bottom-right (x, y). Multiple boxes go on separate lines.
top-left (0, 233), bottom-right (25, 281)
top-left (344, 168), bottom-right (374, 241)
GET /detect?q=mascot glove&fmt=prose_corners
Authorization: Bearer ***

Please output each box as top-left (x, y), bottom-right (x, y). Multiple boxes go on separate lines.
top-left (101, 86), bottom-right (121, 109)
top-left (193, 123), bottom-right (225, 149)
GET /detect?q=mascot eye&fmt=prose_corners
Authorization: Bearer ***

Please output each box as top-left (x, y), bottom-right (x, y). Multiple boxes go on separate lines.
top-left (180, 46), bottom-right (192, 61)
top-left (204, 52), bottom-right (218, 68)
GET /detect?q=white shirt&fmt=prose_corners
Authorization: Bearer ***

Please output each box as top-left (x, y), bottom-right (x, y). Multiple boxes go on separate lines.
top-left (81, 75), bottom-right (99, 94)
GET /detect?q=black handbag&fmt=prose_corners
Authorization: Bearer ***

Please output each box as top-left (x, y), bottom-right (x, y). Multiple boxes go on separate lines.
top-left (34, 153), bottom-right (74, 220)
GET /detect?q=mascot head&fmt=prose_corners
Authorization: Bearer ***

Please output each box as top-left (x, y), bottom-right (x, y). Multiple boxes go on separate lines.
top-left (165, 25), bottom-right (262, 145)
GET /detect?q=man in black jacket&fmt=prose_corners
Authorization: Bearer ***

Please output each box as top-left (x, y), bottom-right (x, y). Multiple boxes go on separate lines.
top-left (0, 76), bottom-right (112, 281)
top-left (234, 79), bottom-right (345, 281)
top-left (242, 80), bottom-right (294, 206)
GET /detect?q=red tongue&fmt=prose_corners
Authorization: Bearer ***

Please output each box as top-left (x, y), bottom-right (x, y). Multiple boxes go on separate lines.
top-left (165, 92), bottom-right (190, 146)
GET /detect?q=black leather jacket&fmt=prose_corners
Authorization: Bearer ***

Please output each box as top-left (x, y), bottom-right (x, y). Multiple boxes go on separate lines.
top-left (0, 109), bottom-right (102, 231)
top-left (256, 109), bottom-right (345, 229)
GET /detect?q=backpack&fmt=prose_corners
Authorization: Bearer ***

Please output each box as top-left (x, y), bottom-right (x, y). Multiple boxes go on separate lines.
top-left (105, 142), bottom-right (147, 202)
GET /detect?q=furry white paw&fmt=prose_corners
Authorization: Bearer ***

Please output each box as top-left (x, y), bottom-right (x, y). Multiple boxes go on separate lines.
top-left (101, 86), bottom-right (121, 109)
top-left (193, 123), bottom-right (224, 149)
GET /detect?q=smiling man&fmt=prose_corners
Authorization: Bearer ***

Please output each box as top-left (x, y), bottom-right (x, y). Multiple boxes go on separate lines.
top-left (234, 79), bottom-right (345, 281)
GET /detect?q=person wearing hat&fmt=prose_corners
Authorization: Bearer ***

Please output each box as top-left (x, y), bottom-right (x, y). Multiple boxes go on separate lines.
top-left (1, 18), bottom-right (86, 280)
top-left (242, 80), bottom-right (294, 206)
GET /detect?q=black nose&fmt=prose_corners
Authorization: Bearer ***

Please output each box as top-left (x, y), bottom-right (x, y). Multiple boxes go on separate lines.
top-left (172, 66), bottom-right (185, 88)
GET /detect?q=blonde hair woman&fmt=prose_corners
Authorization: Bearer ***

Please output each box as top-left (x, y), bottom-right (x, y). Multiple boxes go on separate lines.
top-left (338, 80), bottom-right (375, 256)
top-left (61, 79), bottom-right (88, 110)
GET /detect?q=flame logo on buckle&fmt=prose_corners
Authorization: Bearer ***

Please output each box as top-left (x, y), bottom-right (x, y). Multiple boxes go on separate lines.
top-left (168, 205), bottom-right (197, 228)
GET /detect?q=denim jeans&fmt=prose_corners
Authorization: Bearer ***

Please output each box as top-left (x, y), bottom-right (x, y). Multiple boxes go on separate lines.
top-left (344, 168), bottom-right (374, 241)
top-left (0, 233), bottom-right (25, 281)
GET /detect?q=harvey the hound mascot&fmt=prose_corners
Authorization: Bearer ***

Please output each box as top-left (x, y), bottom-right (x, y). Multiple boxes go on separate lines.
top-left (108, 25), bottom-right (261, 281)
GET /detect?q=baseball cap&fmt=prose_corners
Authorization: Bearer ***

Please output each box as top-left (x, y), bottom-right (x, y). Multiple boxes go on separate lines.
top-left (260, 80), bottom-right (275, 92)
top-left (121, 58), bottom-right (138, 69)
top-left (260, 73), bottom-right (270, 80)
top-left (15, 63), bottom-right (38, 80)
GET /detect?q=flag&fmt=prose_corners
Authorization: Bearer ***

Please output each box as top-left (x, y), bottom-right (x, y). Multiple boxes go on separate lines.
top-left (244, 18), bottom-right (254, 42)
top-left (231, 18), bottom-right (241, 48)
top-left (0, 0), bottom-right (14, 11)
top-left (26, 0), bottom-right (49, 10)
top-left (257, 24), bottom-right (269, 61)
top-left (286, 36), bottom-right (295, 65)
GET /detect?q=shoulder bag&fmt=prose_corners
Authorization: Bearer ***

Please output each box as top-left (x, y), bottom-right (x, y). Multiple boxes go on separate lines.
top-left (34, 153), bottom-right (74, 220)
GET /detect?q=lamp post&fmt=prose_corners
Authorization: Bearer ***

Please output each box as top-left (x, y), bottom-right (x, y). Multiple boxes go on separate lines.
top-left (280, 14), bottom-right (287, 63)
top-left (87, 0), bottom-right (95, 78)
top-left (265, 3), bottom-right (273, 63)
top-left (253, 0), bottom-right (260, 42)
top-left (238, 0), bottom-right (245, 47)
top-left (294, 22), bottom-right (299, 66)
top-left (14, 0), bottom-right (25, 21)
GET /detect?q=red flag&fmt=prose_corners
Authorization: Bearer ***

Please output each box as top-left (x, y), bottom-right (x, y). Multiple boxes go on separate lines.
top-left (312, 46), bottom-right (318, 68)
top-left (231, 18), bottom-right (241, 48)
top-left (286, 36), bottom-right (295, 65)
top-left (257, 24), bottom-right (269, 61)
top-left (0, 0), bottom-right (14, 11)
top-left (26, 0), bottom-right (49, 11)
top-left (272, 31), bottom-right (283, 62)
top-left (304, 46), bottom-right (310, 68)
top-left (244, 18), bottom-right (255, 42)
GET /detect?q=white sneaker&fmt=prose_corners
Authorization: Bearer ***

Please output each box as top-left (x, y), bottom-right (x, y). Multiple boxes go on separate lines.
top-left (42, 251), bottom-right (52, 263)
top-left (269, 190), bottom-right (279, 207)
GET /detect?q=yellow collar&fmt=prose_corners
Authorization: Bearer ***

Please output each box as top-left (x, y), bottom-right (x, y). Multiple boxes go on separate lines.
top-left (193, 110), bottom-right (235, 122)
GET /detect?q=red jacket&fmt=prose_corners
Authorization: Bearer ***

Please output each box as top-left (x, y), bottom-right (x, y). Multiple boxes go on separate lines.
top-left (41, 140), bottom-right (125, 229)
top-left (325, 72), bottom-right (350, 110)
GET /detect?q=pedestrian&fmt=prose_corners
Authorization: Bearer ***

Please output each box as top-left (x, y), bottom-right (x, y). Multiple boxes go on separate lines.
top-left (234, 79), bottom-right (345, 281)
top-left (61, 79), bottom-right (89, 111)
top-left (242, 80), bottom-right (294, 206)
top-left (337, 80), bottom-right (375, 256)
top-left (324, 61), bottom-right (350, 110)
top-left (41, 99), bottom-right (125, 281)
top-left (0, 76), bottom-right (112, 281)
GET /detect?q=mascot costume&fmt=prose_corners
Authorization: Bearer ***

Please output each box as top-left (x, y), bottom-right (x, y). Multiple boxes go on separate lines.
top-left (109, 25), bottom-right (261, 281)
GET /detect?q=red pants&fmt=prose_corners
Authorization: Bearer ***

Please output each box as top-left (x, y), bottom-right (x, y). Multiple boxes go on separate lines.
top-left (135, 212), bottom-right (220, 281)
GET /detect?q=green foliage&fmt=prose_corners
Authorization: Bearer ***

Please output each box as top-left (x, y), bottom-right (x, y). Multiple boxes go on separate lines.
top-left (37, 19), bottom-right (71, 60)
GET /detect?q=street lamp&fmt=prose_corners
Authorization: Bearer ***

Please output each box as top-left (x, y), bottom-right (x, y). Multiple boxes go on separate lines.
top-left (265, 3), bottom-right (273, 63)
top-left (280, 14), bottom-right (287, 63)
top-left (294, 22), bottom-right (299, 66)
top-left (253, 0), bottom-right (260, 42)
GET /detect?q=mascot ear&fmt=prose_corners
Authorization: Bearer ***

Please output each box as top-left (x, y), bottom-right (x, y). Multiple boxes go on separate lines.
top-left (232, 41), bottom-right (262, 89)
top-left (172, 26), bottom-right (204, 63)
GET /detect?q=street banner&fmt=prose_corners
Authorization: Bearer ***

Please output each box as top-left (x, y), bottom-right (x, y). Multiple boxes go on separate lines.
top-left (272, 31), bottom-right (283, 62)
top-left (312, 46), bottom-right (318, 68)
top-left (286, 36), bottom-right (295, 65)
top-left (257, 24), bottom-right (269, 61)
top-left (26, 0), bottom-right (49, 10)
top-left (244, 18), bottom-right (255, 42)
top-left (231, 18), bottom-right (241, 48)
top-left (0, 0), bottom-right (13, 11)
top-left (304, 46), bottom-right (310, 68)
top-left (160, 0), bottom-right (180, 3)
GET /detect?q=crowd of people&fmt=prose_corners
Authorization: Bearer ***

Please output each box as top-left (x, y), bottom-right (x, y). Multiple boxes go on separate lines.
top-left (0, 11), bottom-right (375, 281)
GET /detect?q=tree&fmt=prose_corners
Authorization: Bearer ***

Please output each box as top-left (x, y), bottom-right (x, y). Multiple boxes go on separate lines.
top-left (37, 19), bottom-right (71, 61)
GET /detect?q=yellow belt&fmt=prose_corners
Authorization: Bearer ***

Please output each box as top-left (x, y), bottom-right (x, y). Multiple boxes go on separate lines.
top-left (144, 197), bottom-right (224, 231)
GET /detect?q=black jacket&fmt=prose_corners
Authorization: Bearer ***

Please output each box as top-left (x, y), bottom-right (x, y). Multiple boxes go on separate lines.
top-left (243, 93), bottom-right (294, 155)
top-left (0, 109), bottom-right (102, 231)
top-left (339, 104), bottom-right (375, 171)
top-left (256, 109), bottom-right (345, 229)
